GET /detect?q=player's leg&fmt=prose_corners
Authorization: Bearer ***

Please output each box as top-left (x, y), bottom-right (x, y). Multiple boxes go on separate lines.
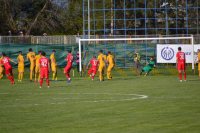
top-left (138, 62), bottom-right (140, 75)
top-left (0, 66), bottom-right (4, 79)
top-left (88, 69), bottom-right (92, 79)
top-left (144, 69), bottom-right (152, 76)
top-left (40, 71), bottom-right (44, 88)
top-left (134, 62), bottom-right (138, 76)
top-left (178, 63), bottom-right (182, 82)
top-left (55, 67), bottom-right (57, 81)
top-left (139, 68), bottom-right (145, 76)
top-left (77, 63), bottom-right (79, 73)
top-left (98, 66), bottom-right (103, 81)
top-left (30, 65), bottom-right (33, 81)
top-left (6, 68), bottom-right (14, 84)
top-left (107, 66), bottom-right (112, 80)
top-left (102, 66), bottom-right (105, 81)
top-left (35, 67), bottom-right (38, 82)
top-left (182, 63), bottom-right (186, 81)
top-left (198, 64), bottom-right (200, 78)
top-left (45, 70), bottom-right (49, 87)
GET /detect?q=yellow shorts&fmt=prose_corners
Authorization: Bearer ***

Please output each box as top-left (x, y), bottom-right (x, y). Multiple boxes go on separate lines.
top-left (35, 66), bottom-right (40, 73)
top-left (107, 65), bottom-right (114, 71)
top-left (0, 66), bottom-right (3, 73)
top-left (18, 65), bottom-right (24, 73)
top-left (51, 66), bottom-right (57, 72)
top-left (98, 65), bottom-right (105, 72)
top-left (198, 63), bottom-right (200, 71)
top-left (30, 63), bottom-right (35, 70)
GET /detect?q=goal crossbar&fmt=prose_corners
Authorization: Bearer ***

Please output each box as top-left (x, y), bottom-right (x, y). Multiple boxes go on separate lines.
top-left (79, 37), bottom-right (194, 76)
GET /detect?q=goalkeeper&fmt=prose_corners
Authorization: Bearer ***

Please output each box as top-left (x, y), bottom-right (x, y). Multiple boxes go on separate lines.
top-left (138, 57), bottom-right (156, 76)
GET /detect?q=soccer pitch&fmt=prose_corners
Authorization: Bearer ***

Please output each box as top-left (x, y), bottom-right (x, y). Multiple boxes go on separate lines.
top-left (0, 68), bottom-right (200, 133)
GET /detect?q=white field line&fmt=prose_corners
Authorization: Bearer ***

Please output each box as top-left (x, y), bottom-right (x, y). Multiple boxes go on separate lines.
top-left (0, 93), bottom-right (148, 106)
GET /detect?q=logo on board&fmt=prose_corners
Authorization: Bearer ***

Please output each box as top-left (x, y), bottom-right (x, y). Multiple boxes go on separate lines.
top-left (161, 47), bottom-right (174, 60)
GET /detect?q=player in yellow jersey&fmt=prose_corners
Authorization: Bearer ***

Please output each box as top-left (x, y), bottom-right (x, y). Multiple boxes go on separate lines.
top-left (195, 49), bottom-right (200, 78)
top-left (0, 52), bottom-right (5, 79)
top-left (35, 51), bottom-right (42, 82)
top-left (106, 51), bottom-right (115, 80)
top-left (27, 48), bottom-right (36, 82)
top-left (50, 50), bottom-right (58, 81)
top-left (97, 50), bottom-right (107, 81)
top-left (17, 51), bottom-right (25, 82)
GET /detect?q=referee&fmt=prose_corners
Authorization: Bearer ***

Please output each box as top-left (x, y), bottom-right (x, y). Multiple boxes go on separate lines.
top-left (134, 50), bottom-right (141, 76)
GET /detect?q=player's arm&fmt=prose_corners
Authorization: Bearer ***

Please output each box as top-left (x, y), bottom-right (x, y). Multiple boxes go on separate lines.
top-left (27, 54), bottom-right (30, 61)
top-left (51, 58), bottom-right (57, 66)
top-left (176, 57), bottom-right (178, 68)
top-left (86, 62), bottom-right (91, 69)
top-left (39, 63), bottom-right (41, 72)
top-left (9, 59), bottom-right (17, 64)
top-left (23, 57), bottom-right (25, 62)
top-left (65, 57), bottom-right (68, 62)
top-left (48, 63), bottom-right (50, 73)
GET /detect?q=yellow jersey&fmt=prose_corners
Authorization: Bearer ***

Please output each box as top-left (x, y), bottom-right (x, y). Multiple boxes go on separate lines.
top-left (17, 55), bottom-right (24, 65)
top-left (198, 53), bottom-right (200, 63)
top-left (35, 55), bottom-right (42, 65)
top-left (107, 55), bottom-right (115, 65)
top-left (50, 54), bottom-right (56, 66)
top-left (0, 56), bottom-right (3, 65)
top-left (98, 54), bottom-right (106, 66)
top-left (27, 52), bottom-right (36, 63)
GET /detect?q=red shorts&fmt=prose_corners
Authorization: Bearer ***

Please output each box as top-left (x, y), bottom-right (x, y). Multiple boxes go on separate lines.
top-left (64, 65), bottom-right (72, 73)
top-left (40, 69), bottom-right (49, 79)
top-left (5, 67), bottom-right (12, 75)
top-left (178, 62), bottom-right (185, 71)
top-left (88, 68), bottom-right (97, 75)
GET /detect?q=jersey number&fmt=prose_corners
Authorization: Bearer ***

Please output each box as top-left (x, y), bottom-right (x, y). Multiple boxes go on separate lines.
top-left (93, 61), bottom-right (97, 66)
top-left (41, 61), bottom-right (47, 66)
top-left (180, 54), bottom-right (184, 60)
top-left (3, 59), bottom-right (8, 63)
top-left (31, 55), bottom-right (35, 58)
top-left (102, 57), bottom-right (104, 61)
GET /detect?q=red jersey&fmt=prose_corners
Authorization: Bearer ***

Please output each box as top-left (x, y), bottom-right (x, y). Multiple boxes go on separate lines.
top-left (39, 57), bottom-right (50, 70)
top-left (90, 59), bottom-right (99, 70)
top-left (67, 54), bottom-right (74, 66)
top-left (1, 57), bottom-right (11, 69)
top-left (176, 52), bottom-right (185, 63)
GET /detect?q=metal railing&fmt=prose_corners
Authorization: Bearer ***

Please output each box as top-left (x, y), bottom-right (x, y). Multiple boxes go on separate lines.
top-left (0, 34), bottom-right (199, 44)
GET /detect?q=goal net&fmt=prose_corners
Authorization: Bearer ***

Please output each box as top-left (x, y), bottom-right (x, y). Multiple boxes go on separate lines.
top-left (79, 36), bottom-right (196, 77)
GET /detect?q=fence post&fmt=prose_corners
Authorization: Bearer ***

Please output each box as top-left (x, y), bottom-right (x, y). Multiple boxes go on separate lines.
top-left (64, 35), bottom-right (67, 45)
top-left (31, 35), bottom-right (34, 44)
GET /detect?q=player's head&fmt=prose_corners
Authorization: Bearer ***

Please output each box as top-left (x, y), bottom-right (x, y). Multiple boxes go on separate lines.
top-left (68, 50), bottom-right (71, 54)
top-left (93, 55), bottom-right (96, 59)
top-left (2, 53), bottom-right (6, 57)
top-left (29, 48), bottom-right (32, 52)
top-left (41, 52), bottom-right (45, 57)
top-left (2, 52), bottom-right (5, 56)
top-left (198, 49), bottom-right (200, 53)
top-left (108, 51), bottom-right (111, 55)
top-left (19, 51), bottom-right (22, 55)
top-left (38, 51), bottom-right (41, 55)
top-left (150, 57), bottom-right (153, 61)
top-left (77, 51), bottom-right (79, 54)
top-left (100, 50), bottom-right (103, 54)
top-left (134, 50), bottom-right (137, 53)
top-left (52, 50), bottom-right (56, 54)
top-left (178, 47), bottom-right (181, 51)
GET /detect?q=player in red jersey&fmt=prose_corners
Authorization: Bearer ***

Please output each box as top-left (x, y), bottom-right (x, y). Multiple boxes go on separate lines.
top-left (176, 47), bottom-right (186, 82)
top-left (64, 50), bottom-right (74, 83)
top-left (0, 53), bottom-right (17, 84)
top-left (39, 52), bottom-right (50, 88)
top-left (86, 56), bottom-right (99, 81)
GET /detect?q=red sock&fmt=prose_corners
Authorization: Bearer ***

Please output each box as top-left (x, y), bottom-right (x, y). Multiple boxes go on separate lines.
top-left (88, 72), bottom-right (90, 76)
top-left (40, 78), bottom-right (43, 87)
top-left (184, 72), bottom-right (186, 80)
top-left (179, 73), bottom-right (182, 80)
top-left (7, 76), bottom-right (13, 82)
top-left (11, 75), bottom-right (14, 80)
top-left (65, 73), bottom-right (69, 80)
top-left (46, 78), bottom-right (49, 86)
top-left (92, 76), bottom-right (94, 79)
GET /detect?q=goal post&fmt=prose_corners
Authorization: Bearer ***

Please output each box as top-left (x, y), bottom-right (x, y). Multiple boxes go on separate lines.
top-left (79, 36), bottom-right (194, 77)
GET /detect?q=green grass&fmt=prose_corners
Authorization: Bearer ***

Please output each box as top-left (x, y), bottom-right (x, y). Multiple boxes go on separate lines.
top-left (0, 68), bottom-right (200, 133)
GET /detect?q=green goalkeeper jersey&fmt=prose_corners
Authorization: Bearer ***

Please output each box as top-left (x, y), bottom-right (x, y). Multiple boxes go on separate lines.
top-left (146, 60), bottom-right (155, 69)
